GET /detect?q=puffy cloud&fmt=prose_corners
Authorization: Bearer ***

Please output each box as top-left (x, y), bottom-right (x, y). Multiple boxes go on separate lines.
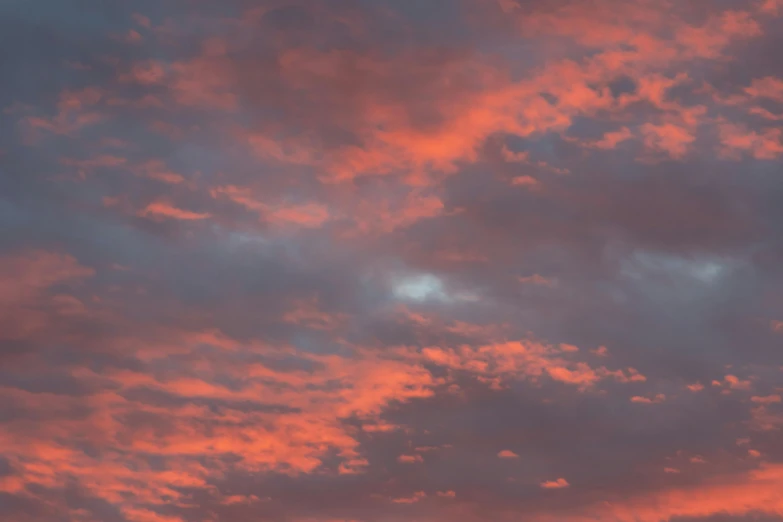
top-left (540, 478), bottom-right (570, 489)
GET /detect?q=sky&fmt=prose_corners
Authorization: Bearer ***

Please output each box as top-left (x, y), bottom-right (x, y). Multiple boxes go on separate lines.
top-left (1, 0), bottom-right (783, 521)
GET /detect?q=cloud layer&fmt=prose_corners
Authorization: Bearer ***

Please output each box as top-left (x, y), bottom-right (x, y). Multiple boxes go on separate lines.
top-left (1, 0), bottom-right (783, 521)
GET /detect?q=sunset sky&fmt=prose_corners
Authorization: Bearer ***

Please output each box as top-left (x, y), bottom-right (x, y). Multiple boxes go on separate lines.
top-left (2, 1), bottom-right (783, 521)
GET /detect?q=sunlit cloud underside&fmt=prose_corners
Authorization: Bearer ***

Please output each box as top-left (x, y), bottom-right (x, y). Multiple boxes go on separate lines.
top-left (1, 1), bottom-right (783, 521)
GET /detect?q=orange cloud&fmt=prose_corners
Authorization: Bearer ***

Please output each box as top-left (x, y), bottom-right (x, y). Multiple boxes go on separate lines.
top-left (0, 250), bottom-right (95, 340)
top-left (135, 160), bottom-right (186, 185)
top-left (4, 2), bottom-right (783, 521)
top-left (518, 274), bottom-right (556, 286)
top-left (22, 87), bottom-right (104, 137)
top-left (675, 10), bottom-right (761, 58)
top-left (630, 394), bottom-right (666, 404)
top-left (534, 464), bottom-right (783, 521)
top-left (211, 185), bottom-right (330, 228)
top-left (511, 175), bottom-right (540, 188)
top-left (269, 203), bottom-right (330, 228)
top-left (712, 374), bottom-right (752, 391)
top-left (398, 454), bottom-right (424, 464)
top-left (392, 491), bottom-right (426, 504)
top-left (593, 127), bottom-right (633, 149)
top-left (540, 478), bottom-right (570, 489)
top-left (719, 123), bottom-right (783, 159)
top-left (751, 394), bottom-right (782, 404)
top-left (640, 123), bottom-right (695, 159)
top-left (169, 56), bottom-right (237, 110)
top-left (139, 201), bottom-right (211, 221)
top-left (106, 0), bottom-right (770, 190)
top-left (420, 341), bottom-right (646, 392)
top-left (0, 329), bottom-right (449, 513)
top-left (745, 76), bottom-right (783, 102)
top-left (283, 297), bottom-right (346, 330)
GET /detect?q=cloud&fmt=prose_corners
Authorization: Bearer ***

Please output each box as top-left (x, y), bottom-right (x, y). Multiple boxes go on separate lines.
top-left (540, 478), bottom-right (570, 489)
top-left (139, 201), bottom-right (212, 221)
top-left (533, 464), bottom-right (783, 521)
top-left (398, 454), bottom-right (424, 464)
top-left (0, 250), bottom-right (95, 341)
top-left (630, 394), bottom-right (666, 404)
top-left (718, 124), bottom-right (783, 159)
top-left (1, 0), bottom-right (783, 520)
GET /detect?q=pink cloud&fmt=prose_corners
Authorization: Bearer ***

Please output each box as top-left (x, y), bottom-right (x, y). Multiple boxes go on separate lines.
top-left (139, 201), bottom-right (211, 221)
top-left (540, 478), bottom-right (570, 489)
top-left (719, 124), bottom-right (783, 159)
top-left (3, 1), bottom-right (783, 520)
top-left (398, 454), bottom-right (424, 464)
